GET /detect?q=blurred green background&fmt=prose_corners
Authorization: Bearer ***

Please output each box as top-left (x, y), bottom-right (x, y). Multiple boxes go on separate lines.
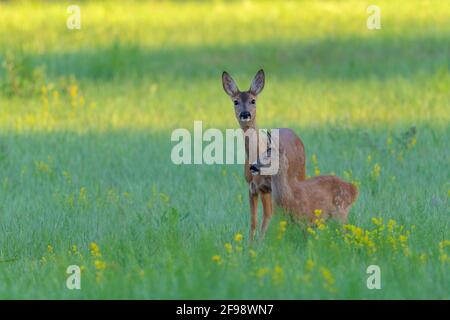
top-left (0, 0), bottom-right (448, 299)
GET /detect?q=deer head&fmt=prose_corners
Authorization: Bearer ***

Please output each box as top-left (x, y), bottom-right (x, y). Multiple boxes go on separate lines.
top-left (222, 69), bottom-right (265, 130)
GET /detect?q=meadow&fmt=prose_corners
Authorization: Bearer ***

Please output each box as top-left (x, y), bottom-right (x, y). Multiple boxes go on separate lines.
top-left (0, 0), bottom-right (449, 299)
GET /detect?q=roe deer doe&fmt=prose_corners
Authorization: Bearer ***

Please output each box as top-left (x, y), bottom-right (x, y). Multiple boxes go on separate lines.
top-left (250, 150), bottom-right (358, 224)
top-left (222, 69), bottom-right (306, 241)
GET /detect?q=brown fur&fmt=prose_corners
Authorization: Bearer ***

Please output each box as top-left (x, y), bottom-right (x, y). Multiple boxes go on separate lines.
top-left (252, 171), bottom-right (358, 223)
top-left (222, 70), bottom-right (306, 241)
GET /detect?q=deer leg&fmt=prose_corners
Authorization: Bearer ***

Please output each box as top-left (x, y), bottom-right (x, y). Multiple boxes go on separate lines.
top-left (249, 191), bottom-right (259, 242)
top-left (260, 192), bottom-right (273, 240)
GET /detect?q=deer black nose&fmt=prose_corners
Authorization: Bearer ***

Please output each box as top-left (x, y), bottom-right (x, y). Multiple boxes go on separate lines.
top-left (239, 111), bottom-right (251, 120)
top-left (249, 164), bottom-right (260, 175)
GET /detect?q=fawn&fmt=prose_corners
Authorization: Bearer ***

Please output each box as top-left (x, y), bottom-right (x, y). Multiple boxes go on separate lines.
top-left (250, 149), bottom-right (358, 224)
top-left (222, 69), bottom-right (306, 241)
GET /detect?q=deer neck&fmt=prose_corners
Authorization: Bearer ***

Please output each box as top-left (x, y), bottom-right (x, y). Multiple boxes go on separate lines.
top-left (242, 121), bottom-right (257, 159)
top-left (241, 120), bottom-right (257, 132)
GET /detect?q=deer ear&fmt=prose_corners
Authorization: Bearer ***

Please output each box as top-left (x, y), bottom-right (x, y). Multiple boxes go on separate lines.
top-left (250, 69), bottom-right (265, 95)
top-left (222, 71), bottom-right (239, 97)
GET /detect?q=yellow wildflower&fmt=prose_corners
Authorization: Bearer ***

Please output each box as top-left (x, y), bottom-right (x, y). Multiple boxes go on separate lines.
top-left (277, 220), bottom-right (288, 240)
top-left (47, 244), bottom-right (54, 254)
top-left (272, 265), bottom-right (284, 284)
top-left (224, 242), bottom-right (233, 254)
top-left (306, 259), bottom-right (315, 272)
top-left (387, 235), bottom-right (397, 251)
top-left (311, 154), bottom-right (320, 176)
top-left (311, 154), bottom-right (318, 165)
top-left (371, 217), bottom-right (383, 226)
top-left (212, 255), bottom-right (222, 265)
top-left (314, 217), bottom-right (326, 230)
top-left (320, 267), bottom-right (336, 292)
top-left (320, 267), bottom-right (335, 285)
top-left (256, 267), bottom-right (270, 278)
top-left (439, 240), bottom-right (450, 250)
top-left (274, 265), bottom-right (283, 274)
top-left (407, 136), bottom-right (416, 149)
top-left (438, 240), bottom-right (450, 263)
top-left (399, 235), bottom-right (408, 244)
top-left (371, 163), bottom-right (381, 179)
top-left (387, 219), bottom-right (396, 233)
top-left (234, 233), bottom-right (243, 243)
top-left (69, 84), bottom-right (78, 98)
top-left (79, 187), bottom-right (87, 203)
top-left (90, 242), bottom-right (101, 257)
top-left (94, 260), bottom-right (106, 270)
top-left (314, 209), bottom-right (322, 217)
top-left (353, 226), bottom-right (363, 238)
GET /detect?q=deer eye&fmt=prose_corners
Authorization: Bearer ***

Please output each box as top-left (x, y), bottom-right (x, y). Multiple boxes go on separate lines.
top-left (233, 100), bottom-right (239, 106)
top-left (251, 99), bottom-right (256, 104)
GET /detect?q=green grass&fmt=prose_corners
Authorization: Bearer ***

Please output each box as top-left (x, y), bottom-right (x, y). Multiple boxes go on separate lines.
top-left (0, 0), bottom-right (449, 299)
